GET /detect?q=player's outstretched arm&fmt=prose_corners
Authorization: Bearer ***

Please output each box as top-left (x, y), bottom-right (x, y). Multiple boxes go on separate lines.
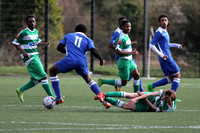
top-left (57, 43), bottom-right (66, 54)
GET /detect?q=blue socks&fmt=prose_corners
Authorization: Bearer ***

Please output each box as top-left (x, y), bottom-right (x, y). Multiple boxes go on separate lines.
top-left (153, 78), bottom-right (180, 92)
top-left (89, 80), bottom-right (101, 95)
top-left (50, 76), bottom-right (61, 99)
top-left (171, 78), bottom-right (180, 92)
top-left (153, 78), bottom-right (170, 88)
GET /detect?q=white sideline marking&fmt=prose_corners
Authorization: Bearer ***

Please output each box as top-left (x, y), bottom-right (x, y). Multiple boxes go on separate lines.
top-left (1, 105), bottom-right (200, 112)
top-left (0, 121), bottom-right (200, 131)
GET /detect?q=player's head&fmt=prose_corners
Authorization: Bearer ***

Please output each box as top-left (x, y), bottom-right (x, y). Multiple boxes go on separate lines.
top-left (162, 89), bottom-right (176, 104)
top-left (26, 15), bottom-right (36, 30)
top-left (158, 14), bottom-right (170, 29)
top-left (118, 17), bottom-right (126, 29)
top-left (121, 20), bottom-right (131, 34)
top-left (75, 24), bottom-right (87, 33)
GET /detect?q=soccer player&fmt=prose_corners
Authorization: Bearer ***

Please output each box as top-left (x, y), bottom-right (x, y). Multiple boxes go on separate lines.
top-left (12, 15), bottom-right (55, 103)
top-left (97, 89), bottom-right (176, 112)
top-left (147, 14), bottom-right (183, 92)
top-left (103, 17), bottom-right (144, 92)
top-left (98, 20), bottom-right (141, 93)
top-left (49, 24), bottom-right (110, 108)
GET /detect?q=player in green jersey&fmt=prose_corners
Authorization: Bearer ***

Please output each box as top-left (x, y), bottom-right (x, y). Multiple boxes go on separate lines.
top-left (95, 89), bottom-right (176, 112)
top-left (98, 20), bottom-right (141, 93)
top-left (12, 15), bottom-right (54, 103)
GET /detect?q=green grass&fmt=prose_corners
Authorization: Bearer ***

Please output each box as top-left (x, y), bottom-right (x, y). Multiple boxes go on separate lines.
top-left (0, 75), bottom-right (200, 133)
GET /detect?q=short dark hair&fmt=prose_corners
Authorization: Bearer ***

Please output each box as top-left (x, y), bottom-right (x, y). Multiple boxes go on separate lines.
top-left (75, 24), bottom-right (87, 33)
top-left (121, 20), bottom-right (129, 26)
top-left (158, 14), bottom-right (169, 22)
top-left (118, 17), bottom-right (126, 22)
top-left (26, 15), bottom-right (35, 22)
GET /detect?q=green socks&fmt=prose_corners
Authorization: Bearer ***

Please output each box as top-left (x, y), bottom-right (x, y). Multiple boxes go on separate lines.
top-left (20, 80), bottom-right (37, 92)
top-left (102, 79), bottom-right (115, 86)
top-left (41, 80), bottom-right (55, 97)
top-left (105, 91), bottom-right (125, 97)
top-left (105, 97), bottom-right (124, 108)
top-left (134, 79), bottom-right (140, 92)
top-left (20, 79), bottom-right (54, 97)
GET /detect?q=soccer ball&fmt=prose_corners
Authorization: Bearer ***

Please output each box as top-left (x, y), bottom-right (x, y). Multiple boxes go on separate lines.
top-left (43, 96), bottom-right (56, 109)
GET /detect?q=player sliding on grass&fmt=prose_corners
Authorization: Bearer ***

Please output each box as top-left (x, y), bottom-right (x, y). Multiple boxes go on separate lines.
top-left (49, 24), bottom-right (110, 108)
top-left (147, 14), bottom-right (183, 93)
top-left (96, 89), bottom-right (176, 112)
top-left (13, 15), bottom-right (55, 103)
top-left (98, 20), bottom-right (141, 93)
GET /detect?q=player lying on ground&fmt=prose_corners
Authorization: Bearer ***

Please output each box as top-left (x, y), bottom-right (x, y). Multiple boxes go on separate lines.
top-left (96, 89), bottom-right (176, 112)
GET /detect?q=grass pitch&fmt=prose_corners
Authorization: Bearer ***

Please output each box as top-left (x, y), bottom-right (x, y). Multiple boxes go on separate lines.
top-left (0, 75), bottom-right (200, 133)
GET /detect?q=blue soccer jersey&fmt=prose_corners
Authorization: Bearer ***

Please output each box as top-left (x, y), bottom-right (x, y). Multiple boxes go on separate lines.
top-left (60, 32), bottom-right (95, 62)
top-left (110, 27), bottom-right (122, 60)
top-left (151, 27), bottom-right (180, 76)
top-left (110, 27), bottom-right (122, 44)
top-left (151, 27), bottom-right (173, 62)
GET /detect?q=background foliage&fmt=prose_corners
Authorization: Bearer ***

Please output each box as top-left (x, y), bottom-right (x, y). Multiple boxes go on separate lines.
top-left (0, 0), bottom-right (199, 77)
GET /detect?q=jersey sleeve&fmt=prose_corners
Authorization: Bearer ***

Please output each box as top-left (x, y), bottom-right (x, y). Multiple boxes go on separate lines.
top-left (12, 31), bottom-right (23, 45)
top-left (151, 31), bottom-right (162, 45)
top-left (87, 39), bottom-right (95, 50)
top-left (110, 31), bottom-right (119, 44)
top-left (59, 35), bottom-right (67, 46)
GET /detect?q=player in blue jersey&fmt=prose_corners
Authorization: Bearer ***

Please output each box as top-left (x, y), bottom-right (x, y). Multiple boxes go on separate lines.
top-left (147, 14), bottom-right (183, 92)
top-left (49, 24), bottom-right (110, 109)
top-left (99, 17), bottom-right (144, 92)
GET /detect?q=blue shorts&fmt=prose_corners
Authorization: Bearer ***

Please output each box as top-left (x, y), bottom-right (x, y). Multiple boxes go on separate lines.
top-left (160, 58), bottom-right (180, 77)
top-left (56, 59), bottom-right (88, 76)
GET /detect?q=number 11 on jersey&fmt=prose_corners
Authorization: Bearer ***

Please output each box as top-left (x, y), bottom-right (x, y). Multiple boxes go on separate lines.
top-left (74, 36), bottom-right (82, 48)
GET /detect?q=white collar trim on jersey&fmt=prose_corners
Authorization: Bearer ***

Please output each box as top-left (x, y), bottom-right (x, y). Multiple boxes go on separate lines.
top-left (76, 32), bottom-right (87, 37)
top-left (25, 27), bottom-right (35, 32)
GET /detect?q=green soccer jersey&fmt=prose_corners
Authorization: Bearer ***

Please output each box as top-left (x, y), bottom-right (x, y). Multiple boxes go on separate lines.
top-left (115, 33), bottom-right (132, 60)
top-left (153, 89), bottom-right (176, 112)
top-left (12, 27), bottom-right (41, 61)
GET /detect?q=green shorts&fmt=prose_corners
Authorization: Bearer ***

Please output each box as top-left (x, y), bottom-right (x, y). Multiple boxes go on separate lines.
top-left (117, 58), bottom-right (137, 80)
top-left (26, 55), bottom-right (47, 81)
